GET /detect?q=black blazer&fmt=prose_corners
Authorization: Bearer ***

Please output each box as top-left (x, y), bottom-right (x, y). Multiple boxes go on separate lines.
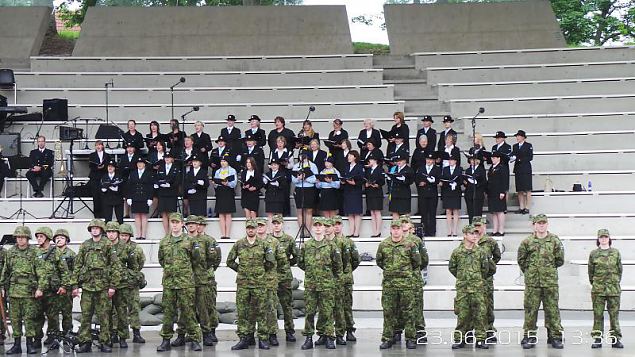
top-left (118, 153), bottom-right (140, 184)
top-left (491, 142), bottom-right (513, 165)
top-left (415, 164), bottom-right (441, 198)
top-left (148, 151), bottom-right (167, 171)
top-left (307, 150), bottom-right (328, 173)
top-left (122, 131), bottom-right (144, 150)
top-left (100, 173), bottom-right (124, 206)
top-left (387, 124), bottom-right (410, 153)
top-left (463, 164), bottom-right (487, 196)
top-left (209, 147), bottom-right (231, 175)
top-left (239, 146), bottom-right (265, 173)
top-left (440, 165), bottom-right (463, 198)
top-left (263, 169), bottom-right (288, 209)
top-left (416, 127), bottom-right (437, 151)
top-left (29, 148), bottom-right (54, 171)
top-left (244, 128), bottom-right (267, 148)
top-left (360, 147), bottom-right (384, 166)
top-left (191, 132), bottom-right (213, 154)
top-left (341, 163), bottom-right (364, 192)
top-left (357, 128), bottom-right (382, 151)
top-left (167, 130), bottom-right (186, 151)
top-left (487, 164), bottom-right (510, 195)
top-left (326, 129), bottom-right (349, 156)
top-left (512, 142), bottom-right (533, 174)
top-left (88, 151), bottom-right (111, 182)
top-left (385, 144), bottom-right (410, 166)
top-left (267, 128), bottom-right (296, 152)
top-left (439, 146), bottom-right (462, 167)
top-left (155, 162), bottom-right (180, 198)
top-left (185, 167), bottom-right (209, 200)
top-left (269, 148), bottom-right (293, 168)
top-left (145, 133), bottom-right (164, 153)
top-left (220, 126), bottom-right (243, 153)
top-left (364, 165), bottom-right (385, 199)
top-left (127, 169), bottom-right (154, 201)
top-left (388, 165), bottom-right (414, 200)
top-left (410, 146), bottom-right (435, 173)
top-left (438, 128), bottom-right (457, 152)
top-left (240, 170), bottom-right (264, 193)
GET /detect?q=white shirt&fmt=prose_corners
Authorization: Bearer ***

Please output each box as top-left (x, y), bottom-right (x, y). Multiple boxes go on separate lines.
top-left (97, 151), bottom-right (104, 162)
top-left (193, 167), bottom-right (200, 176)
top-left (246, 170), bottom-right (255, 181)
top-left (165, 163), bottom-right (172, 173)
top-left (137, 169), bottom-right (145, 177)
top-left (426, 165), bottom-right (433, 174)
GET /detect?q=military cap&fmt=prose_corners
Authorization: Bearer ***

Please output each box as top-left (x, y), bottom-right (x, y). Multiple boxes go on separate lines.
top-left (13, 226), bottom-right (31, 239)
top-left (471, 216), bottom-right (486, 226)
top-left (53, 228), bottom-right (70, 241)
top-left (494, 131), bottom-right (507, 139)
top-left (597, 228), bottom-right (610, 238)
top-left (169, 212), bottom-right (183, 222)
top-left (245, 219), bottom-right (257, 228)
top-left (425, 152), bottom-right (436, 160)
top-left (462, 224), bottom-right (478, 234)
top-left (393, 131), bottom-right (405, 140)
top-left (332, 215), bottom-right (343, 224)
top-left (124, 142), bottom-right (136, 148)
top-left (35, 227), bottom-right (53, 240)
top-left (87, 219), bottom-right (106, 232)
top-left (322, 218), bottom-right (333, 227)
top-left (325, 153), bottom-right (336, 164)
top-left (197, 216), bottom-right (208, 225)
top-left (421, 115), bottom-right (434, 123)
top-left (244, 133), bottom-right (258, 142)
top-left (164, 152), bottom-right (175, 159)
top-left (185, 215), bottom-right (199, 225)
top-left (227, 114), bottom-right (236, 121)
top-left (399, 215), bottom-right (412, 224)
top-left (393, 153), bottom-right (409, 162)
top-left (250, 114), bottom-right (261, 122)
top-left (190, 155), bottom-right (203, 163)
top-left (514, 130), bottom-right (527, 138)
top-left (312, 217), bottom-right (324, 226)
top-left (390, 220), bottom-right (402, 227)
top-left (119, 223), bottom-right (134, 236)
top-left (271, 214), bottom-right (284, 224)
top-left (443, 115), bottom-right (454, 123)
top-left (105, 221), bottom-right (120, 232)
top-left (256, 217), bottom-right (267, 226)
top-left (531, 214), bottom-right (548, 224)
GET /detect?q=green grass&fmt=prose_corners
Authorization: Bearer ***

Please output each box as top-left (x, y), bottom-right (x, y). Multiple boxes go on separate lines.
top-left (353, 42), bottom-right (390, 55)
top-left (58, 30), bottom-right (80, 41)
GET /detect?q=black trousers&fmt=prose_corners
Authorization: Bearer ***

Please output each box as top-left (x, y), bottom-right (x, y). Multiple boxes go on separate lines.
top-left (26, 169), bottom-right (52, 193)
top-left (464, 191), bottom-right (485, 224)
top-left (103, 202), bottom-right (124, 224)
top-left (418, 195), bottom-right (438, 237)
top-left (90, 180), bottom-right (103, 218)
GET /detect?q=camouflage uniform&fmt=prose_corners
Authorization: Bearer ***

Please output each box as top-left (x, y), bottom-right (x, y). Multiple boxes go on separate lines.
top-left (196, 216), bottom-right (221, 335)
top-left (376, 222), bottom-right (422, 343)
top-left (54, 229), bottom-right (76, 335)
top-left (226, 220), bottom-right (275, 342)
top-left (588, 229), bottom-right (622, 340)
top-left (333, 231), bottom-right (360, 338)
top-left (270, 215), bottom-right (298, 335)
top-left (118, 223), bottom-right (145, 338)
top-left (517, 215), bottom-right (564, 341)
top-left (0, 245), bottom-right (6, 340)
top-left (260, 222), bottom-right (290, 339)
top-left (474, 217), bottom-right (501, 332)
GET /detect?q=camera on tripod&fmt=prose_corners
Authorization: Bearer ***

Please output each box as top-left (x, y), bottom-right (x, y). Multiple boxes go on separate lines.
top-left (59, 126), bottom-right (84, 141)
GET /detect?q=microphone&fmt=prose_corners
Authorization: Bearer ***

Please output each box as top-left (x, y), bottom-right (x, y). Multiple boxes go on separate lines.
top-left (104, 79), bottom-right (114, 88)
top-left (479, 107), bottom-right (485, 114)
top-left (170, 77), bottom-right (186, 90)
top-left (309, 106), bottom-right (316, 112)
top-left (180, 106), bottom-right (199, 119)
top-left (193, 106), bottom-right (200, 112)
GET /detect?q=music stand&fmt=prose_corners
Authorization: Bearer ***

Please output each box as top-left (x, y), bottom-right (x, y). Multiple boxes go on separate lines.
top-left (95, 124), bottom-right (123, 149)
top-left (2, 156), bottom-right (39, 223)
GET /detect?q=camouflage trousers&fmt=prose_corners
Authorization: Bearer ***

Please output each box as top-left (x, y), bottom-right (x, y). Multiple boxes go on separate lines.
top-left (277, 279), bottom-right (294, 334)
top-left (110, 287), bottom-right (132, 339)
top-left (485, 280), bottom-right (495, 331)
top-left (127, 287), bottom-right (141, 330)
top-left (523, 286), bottom-right (563, 339)
top-left (334, 284), bottom-right (355, 337)
top-left (78, 290), bottom-right (111, 345)
top-left (177, 285), bottom-right (213, 335)
top-left (263, 287), bottom-right (278, 335)
top-left (591, 294), bottom-right (622, 339)
top-left (304, 288), bottom-right (335, 338)
top-left (453, 291), bottom-right (487, 342)
top-left (236, 286), bottom-right (268, 341)
top-left (395, 277), bottom-right (425, 334)
top-left (160, 288), bottom-right (201, 342)
top-left (58, 293), bottom-right (74, 334)
top-left (382, 285), bottom-right (416, 342)
top-left (34, 292), bottom-right (69, 339)
top-left (207, 282), bottom-right (219, 330)
top-left (8, 297), bottom-right (38, 338)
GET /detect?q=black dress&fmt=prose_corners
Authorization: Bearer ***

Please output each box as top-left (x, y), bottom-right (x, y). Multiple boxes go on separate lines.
top-left (463, 164), bottom-right (487, 222)
top-left (512, 142), bottom-right (533, 192)
top-left (263, 170), bottom-right (288, 214)
top-left (364, 166), bottom-right (385, 211)
top-left (127, 169), bottom-right (155, 214)
top-left (240, 170), bottom-right (263, 212)
top-left (341, 164), bottom-right (364, 215)
top-left (487, 164), bottom-right (509, 213)
top-left (440, 165), bottom-right (463, 210)
top-left (185, 167), bottom-right (210, 216)
top-left (387, 165), bottom-right (414, 214)
top-left (155, 162), bottom-right (180, 214)
top-left (317, 169), bottom-right (340, 211)
top-left (214, 168), bottom-right (237, 214)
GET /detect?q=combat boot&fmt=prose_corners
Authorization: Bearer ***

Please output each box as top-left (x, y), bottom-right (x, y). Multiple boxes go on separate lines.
top-left (591, 338), bottom-right (602, 348)
top-left (521, 336), bottom-right (536, 349)
top-left (209, 329), bottom-right (218, 343)
top-left (285, 332), bottom-right (296, 342)
top-left (110, 333), bottom-right (119, 345)
top-left (119, 339), bottom-right (128, 348)
top-left (268, 334), bottom-right (279, 346)
top-left (451, 341), bottom-right (465, 349)
top-left (325, 337), bottom-right (336, 349)
top-left (170, 334), bottom-right (186, 347)
top-left (230, 337), bottom-right (249, 350)
top-left (100, 343), bottom-right (112, 353)
top-left (392, 332), bottom-right (401, 343)
top-left (156, 339), bottom-right (171, 352)
top-left (247, 334), bottom-right (255, 346)
top-left (203, 333), bottom-right (215, 346)
top-left (300, 336), bottom-right (313, 350)
top-left (190, 341), bottom-right (202, 351)
top-left (26, 338), bottom-right (37, 355)
top-left (33, 338), bottom-right (41, 351)
top-left (314, 335), bottom-right (327, 345)
top-left (43, 335), bottom-right (54, 345)
top-left (132, 329), bottom-right (145, 344)
top-left (75, 342), bottom-right (91, 353)
top-left (258, 340), bottom-right (270, 350)
top-left (335, 336), bottom-right (347, 345)
top-left (406, 340), bottom-right (417, 349)
top-left (487, 331), bottom-right (497, 342)
top-left (5, 338), bottom-right (21, 355)
top-left (612, 339), bottom-right (624, 348)
top-left (476, 341), bottom-right (489, 349)
top-left (551, 339), bottom-right (564, 349)
top-left (346, 330), bottom-right (356, 342)
top-left (379, 340), bottom-right (393, 349)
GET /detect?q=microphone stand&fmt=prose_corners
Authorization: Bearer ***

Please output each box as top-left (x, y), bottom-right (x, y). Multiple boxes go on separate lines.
top-left (470, 107), bottom-right (484, 223)
top-left (178, 106), bottom-right (199, 214)
top-left (104, 81), bottom-right (113, 148)
top-left (170, 77), bottom-right (186, 120)
top-left (295, 105), bottom-right (316, 243)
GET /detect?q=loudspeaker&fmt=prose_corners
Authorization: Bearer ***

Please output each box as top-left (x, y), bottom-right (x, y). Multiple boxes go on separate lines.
top-left (43, 98), bottom-right (68, 121)
top-left (0, 69), bottom-right (15, 87)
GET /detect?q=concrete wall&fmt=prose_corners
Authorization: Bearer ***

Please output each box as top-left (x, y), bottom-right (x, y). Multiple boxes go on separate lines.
top-left (0, 6), bottom-right (50, 69)
top-left (385, 1), bottom-right (565, 54)
top-left (73, 6), bottom-right (353, 56)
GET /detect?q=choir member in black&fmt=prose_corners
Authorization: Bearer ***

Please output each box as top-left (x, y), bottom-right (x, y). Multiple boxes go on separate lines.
top-left (386, 153), bottom-right (414, 219)
top-left (296, 120), bottom-right (319, 154)
top-left (440, 153), bottom-right (462, 237)
top-left (167, 118), bottom-right (186, 152)
top-left (468, 133), bottom-right (487, 163)
top-left (415, 153), bottom-right (441, 237)
top-left (341, 150), bottom-right (364, 237)
top-left (185, 155), bottom-right (210, 218)
top-left (118, 142), bottom-right (140, 217)
top-left (26, 135), bottom-right (54, 198)
top-left (263, 159), bottom-right (288, 224)
top-left (145, 120), bottom-right (162, 154)
top-left (357, 118), bottom-right (382, 151)
top-left (325, 118), bottom-right (349, 159)
top-left (126, 157), bottom-right (154, 240)
top-left (148, 140), bottom-right (167, 171)
top-left (238, 134), bottom-right (265, 173)
top-left (155, 152), bottom-right (180, 234)
top-left (385, 131), bottom-right (409, 169)
top-left (240, 157), bottom-right (263, 219)
top-left (270, 136), bottom-right (294, 216)
top-left (316, 155), bottom-right (341, 218)
top-left (463, 155), bottom-right (487, 224)
top-left (364, 152), bottom-right (385, 237)
top-left (487, 152), bottom-right (509, 236)
top-left (334, 139), bottom-right (352, 174)
top-left (512, 130), bottom-right (533, 215)
top-left (88, 140), bottom-right (111, 218)
top-left (245, 115), bottom-right (267, 148)
top-left (210, 136), bottom-right (231, 177)
top-left (361, 138), bottom-right (383, 167)
top-left (267, 116), bottom-right (295, 152)
top-left (179, 136), bottom-right (199, 169)
top-left (0, 154), bottom-right (10, 193)
top-left (291, 154), bottom-right (319, 233)
top-left (416, 115), bottom-right (437, 151)
top-left (438, 115), bottom-right (457, 153)
top-left (122, 120), bottom-right (144, 151)
top-left (411, 135), bottom-right (434, 174)
top-left (221, 114), bottom-right (243, 154)
top-left (100, 160), bottom-right (124, 224)
top-left (192, 121), bottom-right (213, 156)
top-left (491, 131), bottom-right (512, 166)
top-left (440, 133), bottom-right (461, 168)
top-left (213, 155), bottom-right (238, 239)
top-left (387, 111), bottom-right (409, 154)
top-left (307, 139), bottom-right (327, 173)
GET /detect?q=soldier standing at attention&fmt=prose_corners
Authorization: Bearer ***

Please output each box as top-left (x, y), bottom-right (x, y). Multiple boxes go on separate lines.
top-left (227, 219), bottom-right (274, 350)
top-left (103, 221), bottom-right (128, 348)
top-left (1, 226), bottom-right (48, 355)
top-left (472, 216), bottom-right (501, 341)
top-left (376, 220), bottom-right (421, 350)
top-left (517, 214), bottom-right (564, 349)
top-left (71, 219), bottom-right (122, 353)
top-left (156, 213), bottom-right (202, 352)
top-left (53, 229), bottom-right (76, 339)
top-left (317, 218), bottom-right (341, 345)
top-left (333, 216), bottom-right (359, 343)
top-left (589, 229), bottom-right (624, 349)
top-left (117, 223), bottom-right (146, 344)
top-left (299, 218), bottom-right (342, 350)
top-left (0, 239), bottom-right (6, 342)
top-left (196, 216), bottom-right (221, 344)
top-left (269, 214), bottom-right (298, 342)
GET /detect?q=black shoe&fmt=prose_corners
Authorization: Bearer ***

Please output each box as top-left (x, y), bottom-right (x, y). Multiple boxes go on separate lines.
top-left (392, 332), bottom-right (401, 343)
top-left (7, 338), bottom-right (21, 355)
top-left (269, 334), bottom-right (279, 346)
top-left (170, 334), bottom-right (186, 347)
top-left (487, 331), bottom-right (497, 343)
top-left (521, 336), bottom-right (536, 349)
top-left (132, 329), bottom-right (146, 344)
top-left (48, 341), bottom-right (60, 350)
top-left (203, 333), bottom-right (215, 346)
top-left (465, 335), bottom-right (475, 344)
top-left (258, 340), bottom-right (270, 350)
top-left (247, 334), bottom-right (256, 346)
top-left (591, 338), bottom-right (602, 349)
top-left (75, 342), bottom-right (91, 353)
top-left (612, 339), bottom-right (624, 348)
top-left (336, 336), bottom-right (347, 345)
top-left (26, 338), bottom-right (36, 355)
top-left (190, 341), bottom-right (202, 351)
top-left (325, 337), bottom-right (336, 349)
top-left (547, 336), bottom-right (553, 344)
top-left (371, 234), bottom-right (381, 238)
top-left (301, 337), bottom-right (313, 350)
top-left (286, 332), bottom-right (296, 342)
top-left (515, 209), bottom-right (524, 214)
top-left (551, 339), bottom-right (563, 349)
top-left (230, 338), bottom-right (249, 351)
top-left (451, 342), bottom-right (465, 349)
top-left (315, 335), bottom-right (327, 346)
top-left (33, 338), bottom-right (41, 351)
top-left (523, 209), bottom-right (530, 215)
top-left (209, 329), bottom-right (218, 343)
top-left (119, 339), bottom-right (128, 348)
top-left (346, 331), bottom-right (356, 341)
top-left (476, 341), bottom-right (489, 349)
top-left (111, 333), bottom-right (119, 345)
top-left (406, 340), bottom-right (417, 349)
top-left (100, 344), bottom-right (112, 353)
top-left (416, 332), bottom-right (427, 343)
top-left (43, 335), bottom-right (54, 345)
top-left (379, 340), bottom-right (393, 349)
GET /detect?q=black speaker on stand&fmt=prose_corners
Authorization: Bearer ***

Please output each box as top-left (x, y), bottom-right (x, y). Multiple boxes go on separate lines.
top-left (43, 99), bottom-right (68, 122)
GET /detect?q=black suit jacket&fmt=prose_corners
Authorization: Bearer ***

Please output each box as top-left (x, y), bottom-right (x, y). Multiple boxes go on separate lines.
top-left (185, 167), bottom-right (209, 200)
top-left (88, 151), bottom-right (111, 182)
top-left (326, 129), bottom-right (349, 156)
top-left (463, 164), bottom-right (487, 196)
top-left (388, 165), bottom-right (413, 200)
top-left (239, 146), bottom-right (265, 173)
top-left (307, 150), bottom-right (327, 173)
top-left (127, 169), bottom-right (154, 201)
top-left (364, 166), bottom-right (385, 199)
top-left (100, 173), bottom-right (124, 206)
top-left (512, 142), bottom-right (533, 174)
top-left (441, 165), bottom-right (463, 198)
top-left (155, 163), bottom-right (180, 198)
top-left (410, 147), bottom-right (435, 173)
top-left (244, 128), bottom-right (267, 148)
top-left (267, 128), bottom-right (295, 152)
top-left (416, 127), bottom-right (437, 151)
top-left (415, 164), bottom-right (441, 198)
top-left (487, 164), bottom-right (510, 194)
top-left (264, 170), bottom-right (288, 205)
top-left (118, 153), bottom-right (140, 185)
top-left (360, 147), bottom-right (384, 166)
top-left (29, 148), bottom-right (54, 171)
top-left (209, 147), bottom-right (232, 175)
top-left (491, 142), bottom-right (513, 165)
top-left (220, 126), bottom-right (243, 153)
top-left (438, 128), bottom-right (458, 152)
top-left (122, 131), bottom-right (144, 150)
top-left (357, 128), bottom-right (382, 151)
top-left (191, 132), bottom-right (213, 155)
top-left (387, 124), bottom-right (410, 153)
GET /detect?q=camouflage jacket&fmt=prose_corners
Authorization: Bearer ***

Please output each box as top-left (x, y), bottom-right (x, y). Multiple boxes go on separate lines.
top-left (158, 234), bottom-right (200, 290)
top-left (35, 245), bottom-right (72, 293)
top-left (71, 238), bottom-right (122, 292)
top-left (200, 233), bottom-right (221, 283)
top-left (479, 234), bottom-right (501, 283)
top-left (227, 237), bottom-right (275, 289)
top-left (57, 246), bottom-right (76, 274)
top-left (115, 241), bottom-right (145, 289)
top-left (376, 237), bottom-right (421, 289)
top-left (0, 245), bottom-right (48, 298)
top-left (298, 237), bottom-right (342, 291)
top-left (334, 234), bottom-right (360, 285)
top-left (517, 232), bottom-right (564, 287)
top-left (588, 247), bottom-right (622, 296)
top-left (449, 244), bottom-right (493, 293)
top-left (270, 232), bottom-right (298, 283)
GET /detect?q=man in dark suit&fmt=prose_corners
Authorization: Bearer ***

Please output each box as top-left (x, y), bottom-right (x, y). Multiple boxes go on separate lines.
top-left (415, 153), bottom-right (441, 237)
top-left (511, 130), bottom-right (533, 214)
top-left (491, 131), bottom-right (513, 166)
top-left (244, 115), bottom-right (267, 149)
top-left (121, 119), bottom-right (144, 150)
top-left (88, 140), bottom-right (111, 217)
top-left (220, 114), bottom-right (243, 154)
top-left (26, 135), bottom-right (54, 197)
top-left (416, 115), bottom-right (437, 151)
top-left (437, 115), bottom-right (457, 152)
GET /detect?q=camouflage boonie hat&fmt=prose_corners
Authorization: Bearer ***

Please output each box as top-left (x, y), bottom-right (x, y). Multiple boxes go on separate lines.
top-left (169, 212), bottom-right (183, 222)
top-left (105, 221), bottom-right (120, 232)
top-left (390, 220), bottom-right (402, 227)
top-left (53, 228), bottom-right (70, 241)
top-left (399, 215), bottom-right (412, 224)
top-left (597, 228), bottom-right (610, 238)
top-left (332, 215), bottom-right (343, 224)
top-left (119, 223), bottom-right (134, 236)
top-left (531, 214), bottom-right (548, 224)
top-left (35, 227), bottom-right (53, 240)
top-left (87, 219), bottom-right (106, 232)
top-left (197, 216), bottom-right (207, 225)
top-left (256, 218), bottom-right (267, 226)
top-left (245, 219), bottom-right (257, 228)
top-left (322, 218), bottom-right (333, 227)
top-left (13, 226), bottom-right (31, 239)
top-left (271, 214), bottom-right (284, 224)
top-left (472, 216), bottom-right (486, 226)
top-left (185, 215), bottom-right (199, 225)
top-left (462, 224), bottom-right (478, 234)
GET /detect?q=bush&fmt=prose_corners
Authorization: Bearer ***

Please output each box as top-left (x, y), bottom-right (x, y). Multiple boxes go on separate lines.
top-left (353, 42), bottom-right (390, 55)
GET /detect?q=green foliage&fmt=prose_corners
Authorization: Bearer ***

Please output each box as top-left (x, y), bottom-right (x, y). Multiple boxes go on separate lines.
top-left (353, 42), bottom-right (390, 55)
top-left (58, 30), bottom-right (81, 40)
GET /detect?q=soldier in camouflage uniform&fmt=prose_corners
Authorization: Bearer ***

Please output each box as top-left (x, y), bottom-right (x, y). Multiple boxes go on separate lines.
top-left (33, 226), bottom-right (71, 350)
top-left (227, 219), bottom-right (275, 350)
top-left (269, 214), bottom-right (298, 342)
top-left (196, 216), bottom-right (220, 343)
top-left (156, 213), bottom-right (202, 352)
top-left (1, 226), bottom-right (49, 355)
top-left (589, 228), bottom-right (624, 349)
top-left (472, 216), bottom-right (501, 340)
top-left (517, 214), bottom-right (564, 349)
top-left (298, 217), bottom-right (342, 350)
top-left (53, 229), bottom-right (76, 337)
top-left (71, 219), bottom-right (122, 353)
top-left (0, 241), bottom-right (6, 342)
top-left (117, 223), bottom-right (146, 344)
top-left (332, 216), bottom-right (359, 342)
top-left (376, 220), bottom-right (421, 350)
top-left (449, 224), bottom-right (493, 350)
top-left (315, 218), bottom-right (338, 345)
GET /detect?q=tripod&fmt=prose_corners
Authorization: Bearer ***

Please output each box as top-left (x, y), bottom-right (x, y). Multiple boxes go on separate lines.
top-left (51, 139), bottom-right (94, 218)
top-left (294, 106), bottom-right (316, 243)
top-left (469, 107), bottom-right (485, 223)
top-left (3, 169), bottom-right (38, 223)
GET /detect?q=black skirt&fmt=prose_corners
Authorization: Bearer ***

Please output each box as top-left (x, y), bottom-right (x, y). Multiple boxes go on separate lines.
top-left (319, 188), bottom-right (339, 211)
top-left (343, 189), bottom-right (363, 215)
top-left (488, 192), bottom-right (507, 213)
top-left (515, 173), bottom-right (533, 192)
top-left (215, 186), bottom-right (236, 214)
top-left (442, 194), bottom-right (461, 210)
top-left (189, 198), bottom-right (207, 216)
top-left (157, 196), bottom-right (178, 214)
top-left (241, 190), bottom-right (260, 212)
top-left (365, 188), bottom-right (383, 211)
top-left (131, 200), bottom-right (149, 214)
top-left (389, 197), bottom-right (411, 214)
top-left (294, 187), bottom-right (316, 209)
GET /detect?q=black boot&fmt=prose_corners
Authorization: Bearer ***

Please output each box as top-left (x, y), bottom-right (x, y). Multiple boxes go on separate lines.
top-left (487, 331), bottom-right (497, 342)
top-left (170, 334), bottom-right (186, 347)
top-left (379, 340), bottom-right (393, 349)
top-left (612, 339), bottom-right (624, 348)
top-left (268, 334), bottom-right (279, 346)
top-left (33, 338), bottom-right (41, 351)
top-left (392, 332), bottom-right (401, 343)
top-left (476, 341), bottom-right (489, 349)
top-left (203, 333), bottom-right (215, 346)
top-left (325, 337), bottom-right (336, 349)
top-left (43, 335), bottom-right (55, 345)
top-left (209, 329), bottom-right (218, 343)
top-left (551, 339), bottom-right (564, 349)
top-left (75, 342), bottom-right (91, 353)
top-left (301, 336), bottom-right (313, 350)
top-left (156, 339), bottom-right (171, 352)
top-left (314, 335), bottom-right (327, 346)
top-left (591, 338), bottom-right (602, 349)
top-left (247, 334), bottom-right (255, 346)
top-left (111, 333), bottom-right (119, 345)
top-left (286, 332), bottom-right (296, 342)
top-left (26, 338), bottom-right (36, 355)
top-left (231, 337), bottom-right (250, 351)
top-left (119, 339), bottom-right (128, 348)
top-left (521, 336), bottom-right (536, 349)
top-left (190, 341), bottom-right (202, 351)
top-left (346, 331), bottom-right (357, 342)
top-left (406, 340), bottom-right (417, 349)
top-left (100, 343), bottom-right (112, 353)
top-left (6, 338), bottom-right (21, 355)
top-left (132, 329), bottom-right (146, 344)
top-left (336, 336), bottom-right (347, 345)
top-left (258, 340), bottom-right (270, 350)
top-left (416, 331), bottom-right (427, 343)
top-left (451, 341), bottom-right (465, 349)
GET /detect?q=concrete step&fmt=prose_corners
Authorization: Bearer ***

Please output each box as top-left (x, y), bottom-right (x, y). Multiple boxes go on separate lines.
top-left (372, 54), bottom-right (415, 68)
top-left (394, 83), bottom-right (437, 100)
top-left (404, 99), bottom-right (448, 114)
top-left (382, 67), bottom-right (423, 80)
top-left (461, 114), bottom-right (635, 133)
